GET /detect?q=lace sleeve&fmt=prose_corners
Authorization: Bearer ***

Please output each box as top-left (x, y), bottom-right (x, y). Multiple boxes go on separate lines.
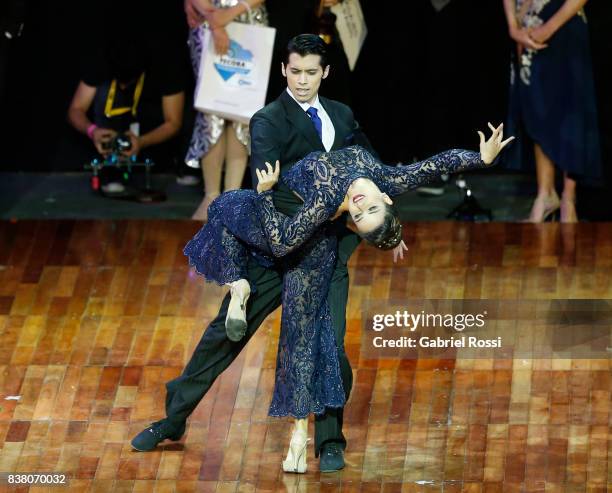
top-left (375, 149), bottom-right (486, 197)
top-left (253, 190), bottom-right (330, 257)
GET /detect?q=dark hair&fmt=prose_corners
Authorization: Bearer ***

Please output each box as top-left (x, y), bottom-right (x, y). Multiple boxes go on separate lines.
top-left (361, 203), bottom-right (403, 250)
top-left (285, 34), bottom-right (329, 68)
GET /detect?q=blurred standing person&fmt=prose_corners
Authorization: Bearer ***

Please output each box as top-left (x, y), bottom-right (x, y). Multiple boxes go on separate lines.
top-left (503, 0), bottom-right (601, 223)
top-left (265, 0), bottom-right (352, 105)
top-left (311, 0), bottom-right (353, 105)
top-left (185, 0), bottom-right (268, 221)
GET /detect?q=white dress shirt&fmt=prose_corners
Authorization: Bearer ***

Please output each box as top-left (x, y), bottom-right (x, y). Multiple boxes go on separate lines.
top-left (286, 88), bottom-right (335, 151)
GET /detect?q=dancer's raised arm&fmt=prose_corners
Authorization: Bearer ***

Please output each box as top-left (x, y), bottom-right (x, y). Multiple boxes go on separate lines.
top-left (370, 123), bottom-right (514, 197)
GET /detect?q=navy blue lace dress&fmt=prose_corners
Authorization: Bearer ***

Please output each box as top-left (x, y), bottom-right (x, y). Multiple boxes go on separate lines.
top-left (504, 0), bottom-right (601, 182)
top-left (184, 146), bottom-right (485, 418)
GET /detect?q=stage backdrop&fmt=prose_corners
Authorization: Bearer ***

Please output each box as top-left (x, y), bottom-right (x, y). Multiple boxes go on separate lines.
top-left (0, 0), bottom-right (610, 216)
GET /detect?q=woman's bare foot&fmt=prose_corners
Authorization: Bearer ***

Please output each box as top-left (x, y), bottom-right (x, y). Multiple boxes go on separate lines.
top-left (225, 279), bottom-right (250, 341)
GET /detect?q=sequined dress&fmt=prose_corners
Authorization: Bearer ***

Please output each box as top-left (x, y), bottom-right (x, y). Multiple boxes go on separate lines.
top-left (185, 0), bottom-right (269, 168)
top-left (184, 146), bottom-right (485, 418)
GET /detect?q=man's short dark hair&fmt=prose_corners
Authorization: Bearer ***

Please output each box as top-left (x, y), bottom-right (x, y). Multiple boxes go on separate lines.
top-left (285, 34), bottom-right (329, 68)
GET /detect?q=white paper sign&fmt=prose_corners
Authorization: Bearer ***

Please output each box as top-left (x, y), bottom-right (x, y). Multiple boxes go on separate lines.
top-left (195, 22), bottom-right (276, 124)
top-left (331, 0), bottom-right (368, 71)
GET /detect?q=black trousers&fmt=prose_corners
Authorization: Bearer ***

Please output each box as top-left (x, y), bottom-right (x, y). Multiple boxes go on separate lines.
top-left (165, 230), bottom-right (360, 456)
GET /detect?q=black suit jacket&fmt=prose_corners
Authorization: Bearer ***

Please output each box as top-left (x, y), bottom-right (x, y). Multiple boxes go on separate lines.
top-left (249, 89), bottom-right (375, 216)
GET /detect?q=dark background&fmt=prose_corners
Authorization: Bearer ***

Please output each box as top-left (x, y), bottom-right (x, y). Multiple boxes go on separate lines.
top-left (1, 0), bottom-right (610, 214)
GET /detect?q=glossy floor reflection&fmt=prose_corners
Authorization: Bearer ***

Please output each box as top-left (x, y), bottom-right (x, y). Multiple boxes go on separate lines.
top-left (0, 220), bottom-right (610, 492)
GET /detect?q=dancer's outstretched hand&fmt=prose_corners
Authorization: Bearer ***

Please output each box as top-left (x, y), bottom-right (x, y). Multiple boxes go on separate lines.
top-left (478, 122), bottom-right (515, 165)
top-left (256, 161), bottom-right (280, 193)
top-left (392, 240), bottom-right (408, 263)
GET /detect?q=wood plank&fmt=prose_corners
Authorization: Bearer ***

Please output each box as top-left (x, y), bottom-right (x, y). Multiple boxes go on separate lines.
top-left (0, 220), bottom-right (608, 490)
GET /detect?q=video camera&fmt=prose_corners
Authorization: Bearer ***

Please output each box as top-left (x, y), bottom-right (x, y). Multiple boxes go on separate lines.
top-left (101, 133), bottom-right (132, 155)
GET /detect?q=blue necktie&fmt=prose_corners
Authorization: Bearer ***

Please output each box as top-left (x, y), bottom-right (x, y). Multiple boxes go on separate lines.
top-left (306, 107), bottom-right (323, 141)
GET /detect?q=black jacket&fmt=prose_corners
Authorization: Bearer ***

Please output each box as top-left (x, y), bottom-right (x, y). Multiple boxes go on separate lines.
top-left (249, 89), bottom-right (375, 215)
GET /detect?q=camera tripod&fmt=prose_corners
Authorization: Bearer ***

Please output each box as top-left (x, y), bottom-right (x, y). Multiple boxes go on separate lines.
top-left (86, 154), bottom-right (166, 203)
top-left (447, 174), bottom-right (492, 222)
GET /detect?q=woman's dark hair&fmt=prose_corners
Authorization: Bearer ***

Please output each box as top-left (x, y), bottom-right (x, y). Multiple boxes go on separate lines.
top-left (361, 203), bottom-right (403, 251)
top-left (285, 34), bottom-right (328, 68)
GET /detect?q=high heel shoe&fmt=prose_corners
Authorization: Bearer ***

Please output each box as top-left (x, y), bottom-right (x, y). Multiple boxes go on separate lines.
top-left (560, 198), bottom-right (578, 223)
top-left (282, 430), bottom-right (310, 474)
top-left (525, 193), bottom-right (560, 223)
top-left (225, 279), bottom-right (250, 341)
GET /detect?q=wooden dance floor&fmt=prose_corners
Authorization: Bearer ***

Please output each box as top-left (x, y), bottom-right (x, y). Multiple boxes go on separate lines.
top-left (0, 220), bottom-right (610, 492)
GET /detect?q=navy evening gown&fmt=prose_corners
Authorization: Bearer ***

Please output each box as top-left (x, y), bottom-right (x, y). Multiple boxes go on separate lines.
top-left (504, 0), bottom-right (601, 183)
top-left (184, 146), bottom-right (486, 418)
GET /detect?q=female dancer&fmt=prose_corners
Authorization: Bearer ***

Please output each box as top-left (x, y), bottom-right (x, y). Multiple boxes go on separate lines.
top-left (185, 123), bottom-right (513, 471)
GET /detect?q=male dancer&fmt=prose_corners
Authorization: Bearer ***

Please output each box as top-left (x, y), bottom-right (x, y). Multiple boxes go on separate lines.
top-left (131, 34), bottom-right (375, 473)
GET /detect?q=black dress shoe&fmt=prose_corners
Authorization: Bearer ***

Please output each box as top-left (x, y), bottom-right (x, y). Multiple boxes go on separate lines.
top-left (319, 442), bottom-right (345, 472)
top-left (131, 419), bottom-right (186, 452)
